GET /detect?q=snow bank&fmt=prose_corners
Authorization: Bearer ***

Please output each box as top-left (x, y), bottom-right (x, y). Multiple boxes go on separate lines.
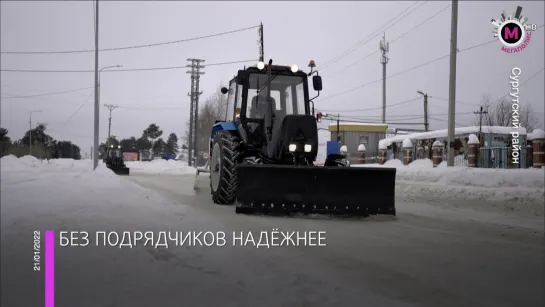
top-left (126, 159), bottom-right (196, 175)
top-left (406, 158), bottom-right (433, 168)
top-left (353, 158), bottom-right (544, 216)
top-left (468, 134), bottom-right (479, 144)
top-left (1, 156), bottom-right (188, 235)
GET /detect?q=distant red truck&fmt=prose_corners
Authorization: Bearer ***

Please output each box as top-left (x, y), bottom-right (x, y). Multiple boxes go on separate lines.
top-left (123, 152), bottom-right (138, 161)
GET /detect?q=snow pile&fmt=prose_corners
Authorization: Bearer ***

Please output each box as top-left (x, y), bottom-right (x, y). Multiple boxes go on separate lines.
top-left (432, 141), bottom-right (442, 147)
top-left (406, 158), bottom-right (433, 168)
top-left (378, 139), bottom-right (391, 150)
top-left (468, 134), bottom-right (479, 144)
top-left (528, 129), bottom-right (545, 140)
top-left (384, 159), bottom-right (404, 167)
top-left (357, 144), bottom-right (366, 152)
top-left (402, 138), bottom-right (413, 148)
top-left (1, 156), bottom-right (188, 236)
top-left (125, 159), bottom-right (196, 175)
top-left (354, 158), bottom-right (544, 216)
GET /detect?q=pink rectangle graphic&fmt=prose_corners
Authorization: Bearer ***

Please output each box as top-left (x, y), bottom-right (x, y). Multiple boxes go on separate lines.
top-left (45, 230), bottom-right (55, 307)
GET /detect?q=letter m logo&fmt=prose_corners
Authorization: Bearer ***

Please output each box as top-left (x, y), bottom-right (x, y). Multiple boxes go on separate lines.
top-left (504, 27), bottom-right (519, 40)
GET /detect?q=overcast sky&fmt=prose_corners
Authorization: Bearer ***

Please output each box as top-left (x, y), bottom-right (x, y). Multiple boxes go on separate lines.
top-left (1, 1), bottom-right (544, 155)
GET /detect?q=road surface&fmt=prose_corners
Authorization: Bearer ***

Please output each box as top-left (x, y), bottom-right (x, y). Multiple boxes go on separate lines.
top-left (126, 172), bottom-right (544, 307)
top-left (1, 171), bottom-right (543, 307)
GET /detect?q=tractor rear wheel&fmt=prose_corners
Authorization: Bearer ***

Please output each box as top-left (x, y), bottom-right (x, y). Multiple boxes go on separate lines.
top-left (210, 131), bottom-right (242, 204)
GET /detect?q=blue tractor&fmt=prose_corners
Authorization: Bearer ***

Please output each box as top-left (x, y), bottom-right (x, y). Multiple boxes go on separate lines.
top-left (207, 59), bottom-right (396, 216)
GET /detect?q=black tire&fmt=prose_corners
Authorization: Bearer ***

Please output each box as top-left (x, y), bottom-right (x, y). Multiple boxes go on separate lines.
top-left (210, 131), bottom-right (242, 204)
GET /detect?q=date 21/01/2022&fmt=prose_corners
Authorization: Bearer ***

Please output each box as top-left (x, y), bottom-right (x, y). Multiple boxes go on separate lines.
top-left (34, 230), bottom-right (41, 272)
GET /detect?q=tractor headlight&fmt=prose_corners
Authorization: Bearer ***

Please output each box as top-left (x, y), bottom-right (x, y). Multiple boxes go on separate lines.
top-left (110, 145), bottom-right (114, 148)
top-left (304, 144), bottom-right (312, 152)
top-left (118, 145), bottom-right (121, 148)
top-left (289, 144), bottom-right (296, 152)
top-left (291, 64), bottom-right (299, 73)
top-left (257, 61), bottom-right (265, 70)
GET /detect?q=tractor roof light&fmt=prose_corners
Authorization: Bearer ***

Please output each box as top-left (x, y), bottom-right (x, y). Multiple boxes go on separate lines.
top-left (308, 60), bottom-right (316, 68)
top-left (290, 64), bottom-right (299, 73)
top-left (257, 61), bottom-right (265, 70)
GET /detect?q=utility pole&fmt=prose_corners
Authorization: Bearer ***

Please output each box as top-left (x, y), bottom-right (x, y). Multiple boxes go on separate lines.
top-left (417, 91), bottom-right (429, 131)
top-left (186, 58), bottom-right (205, 167)
top-left (474, 106), bottom-right (488, 145)
top-left (104, 104), bottom-right (119, 147)
top-left (258, 22), bottom-right (264, 62)
top-left (447, 0), bottom-right (459, 166)
top-left (93, 0), bottom-right (100, 170)
top-left (336, 113), bottom-right (340, 142)
top-left (379, 33), bottom-right (389, 124)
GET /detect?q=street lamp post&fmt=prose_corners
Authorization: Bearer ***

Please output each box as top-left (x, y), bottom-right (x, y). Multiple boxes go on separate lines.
top-left (29, 110), bottom-right (43, 155)
top-left (93, 65), bottom-right (123, 168)
top-left (417, 91), bottom-right (429, 131)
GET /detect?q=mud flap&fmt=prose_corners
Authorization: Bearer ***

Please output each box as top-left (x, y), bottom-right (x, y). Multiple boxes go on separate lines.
top-left (235, 164), bottom-right (396, 216)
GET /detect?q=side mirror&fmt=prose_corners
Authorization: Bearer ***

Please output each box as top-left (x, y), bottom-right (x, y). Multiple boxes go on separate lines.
top-left (237, 70), bottom-right (249, 85)
top-left (312, 75), bottom-right (322, 91)
top-left (221, 87), bottom-right (228, 94)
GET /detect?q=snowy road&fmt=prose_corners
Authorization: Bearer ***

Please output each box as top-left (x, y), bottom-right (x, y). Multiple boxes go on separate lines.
top-left (128, 172), bottom-right (544, 307)
top-left (2, 166), bottom-right (543, 307)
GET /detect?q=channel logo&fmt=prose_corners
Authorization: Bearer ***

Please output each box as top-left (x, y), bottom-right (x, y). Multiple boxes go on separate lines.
top-left (491, 6), bottom-right (536, 54)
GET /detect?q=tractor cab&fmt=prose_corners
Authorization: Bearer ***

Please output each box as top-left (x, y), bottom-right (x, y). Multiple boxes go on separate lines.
top-left (221, 60), bottom-right (323, 164)
top-left (106, 145), bottom-right (122, 158)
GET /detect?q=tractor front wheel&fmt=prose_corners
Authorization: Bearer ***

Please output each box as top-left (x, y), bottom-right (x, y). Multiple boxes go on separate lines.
top-left (210, 131), bottom-right (241, 204)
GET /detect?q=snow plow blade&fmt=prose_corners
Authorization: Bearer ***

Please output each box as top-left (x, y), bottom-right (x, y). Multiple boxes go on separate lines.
top-left (112, 167), bottom-right (130, 176)
top-left (235, 164), bottom-right (396, 216)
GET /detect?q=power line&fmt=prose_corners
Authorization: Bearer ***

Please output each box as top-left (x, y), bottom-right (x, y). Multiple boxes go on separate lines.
top-left (320, 1), bottom-right (425, 70)
top-left (390, 4), bottom-right (451, 44)
top-left (0, 59), bottom-right (258, 73)
top-left (428, 116), bottom-right (466, 127)
top-left (0, 86), bottom-right (94, 100)
top-left (318, 97), bottom-right (421, 112)
top-left (496, 67), bottom-right (545, 100)
top-left (1, 25), bottom-right (260, 55)
top-left (63, 90), bottom-right (95, 124)
top-left (331, 3), bottom-right (451, 76)
top-left (430, 67), bottom-right (545, 105)
top-left (319, 38), bottom-right (498, 102)
top-left (429, 96), bottom-right (481, 106)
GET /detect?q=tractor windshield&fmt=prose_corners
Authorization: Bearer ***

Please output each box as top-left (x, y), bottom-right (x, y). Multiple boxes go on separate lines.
top-left (108, 149), bottom-right (121, 158)
top-left (246, 73), bottom-right (307, 120)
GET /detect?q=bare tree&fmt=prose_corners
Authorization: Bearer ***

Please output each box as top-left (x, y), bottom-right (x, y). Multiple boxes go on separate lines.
top-left (183, 84), bottom-right (228, 154)
top-left (474, 95), bottom-right (541, 132)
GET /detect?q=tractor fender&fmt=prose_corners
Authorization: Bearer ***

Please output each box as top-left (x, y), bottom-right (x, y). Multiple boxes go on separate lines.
top-left (210, 121), bottom-right (238, 157)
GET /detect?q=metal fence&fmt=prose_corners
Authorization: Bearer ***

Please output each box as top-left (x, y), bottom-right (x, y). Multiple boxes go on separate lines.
top-left (478, 147), bottom-right (511, 169)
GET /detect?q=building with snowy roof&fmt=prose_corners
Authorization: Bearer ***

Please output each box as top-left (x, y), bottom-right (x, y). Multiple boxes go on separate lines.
top-left (328, 122), bottom-right (388, 162)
